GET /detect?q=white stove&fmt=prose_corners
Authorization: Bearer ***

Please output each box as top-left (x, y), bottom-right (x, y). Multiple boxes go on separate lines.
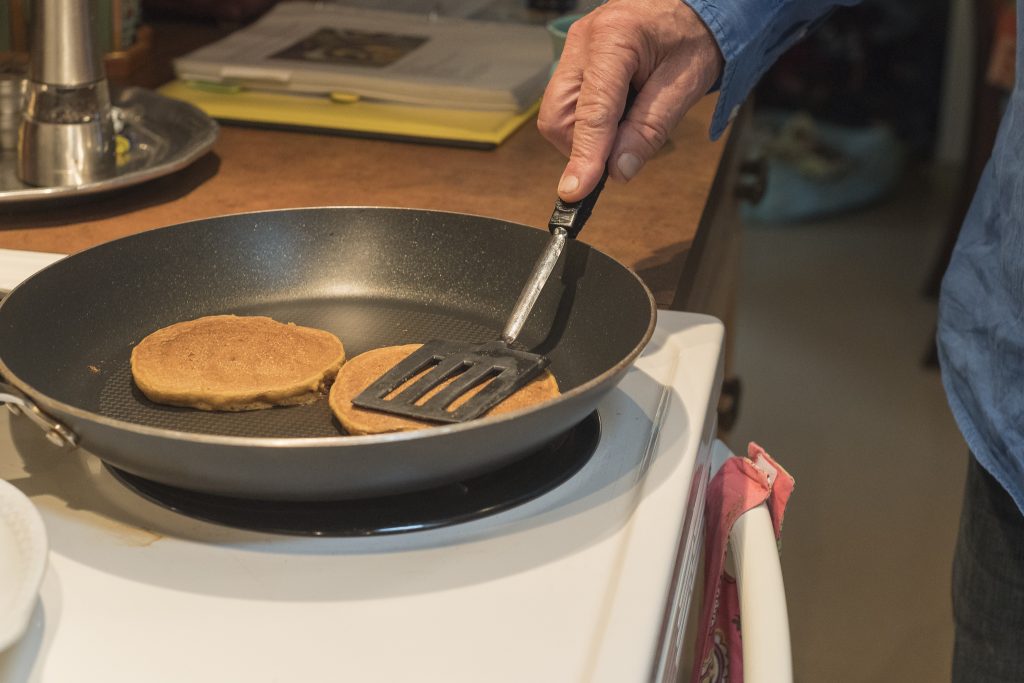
top-left (0, 248), bottom-right (726, 682)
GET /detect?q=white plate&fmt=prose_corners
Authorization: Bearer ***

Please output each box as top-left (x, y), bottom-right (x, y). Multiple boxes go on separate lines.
top-left (0, 478), bottom-right (47, 652)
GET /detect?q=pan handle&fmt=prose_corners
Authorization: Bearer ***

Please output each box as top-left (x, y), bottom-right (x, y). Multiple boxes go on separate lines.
top-left (0, 382), bottom-right (78, 448)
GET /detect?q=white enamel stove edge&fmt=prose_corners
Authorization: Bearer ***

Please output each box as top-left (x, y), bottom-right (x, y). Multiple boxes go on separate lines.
top-left (0, 248), bottom-right (722, 682)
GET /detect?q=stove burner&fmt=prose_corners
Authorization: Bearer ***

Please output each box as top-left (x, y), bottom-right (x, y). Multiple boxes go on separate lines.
top-left (107, 413), bottom-right (601, 536)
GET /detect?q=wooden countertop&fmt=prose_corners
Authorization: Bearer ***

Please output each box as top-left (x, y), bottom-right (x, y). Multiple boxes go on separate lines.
top-left (0, 22), bottom-right (728, 307)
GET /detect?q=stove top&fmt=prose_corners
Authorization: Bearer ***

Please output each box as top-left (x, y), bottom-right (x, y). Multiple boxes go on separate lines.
top-left (106, 412), bottom-right (601, 536)
top-left (0, 249), bottom-right (723, 683)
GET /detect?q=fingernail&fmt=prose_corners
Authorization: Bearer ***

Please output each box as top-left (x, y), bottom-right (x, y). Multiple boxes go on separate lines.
top-left (617, 153), bottom-right (643, 181)
top-left (558, 173), bottom-right (579, 195)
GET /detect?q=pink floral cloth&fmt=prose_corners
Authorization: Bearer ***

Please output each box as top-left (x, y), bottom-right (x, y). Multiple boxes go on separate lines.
top-left (692, 443), bottom-right (794, 683)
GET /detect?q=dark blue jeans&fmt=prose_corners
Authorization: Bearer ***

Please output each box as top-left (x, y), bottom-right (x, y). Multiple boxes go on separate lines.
top-left (953, 455), bottom-right (1024, 682)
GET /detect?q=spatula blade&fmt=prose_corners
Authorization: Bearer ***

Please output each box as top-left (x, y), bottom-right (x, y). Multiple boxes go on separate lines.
top-left (351, 340), bottom-right (549, 423)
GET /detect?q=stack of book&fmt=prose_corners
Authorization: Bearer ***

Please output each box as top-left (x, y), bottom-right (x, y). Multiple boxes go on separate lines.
top-left (161, 2), bottom-right (556, 148)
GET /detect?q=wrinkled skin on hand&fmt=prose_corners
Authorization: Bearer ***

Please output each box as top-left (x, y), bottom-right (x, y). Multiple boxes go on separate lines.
top-left (537, 0), bottom-right (724, 201)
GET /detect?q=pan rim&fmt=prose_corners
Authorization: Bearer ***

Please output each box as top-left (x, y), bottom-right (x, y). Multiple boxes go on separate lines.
top-left (0, 206), bottom-right (658, 448)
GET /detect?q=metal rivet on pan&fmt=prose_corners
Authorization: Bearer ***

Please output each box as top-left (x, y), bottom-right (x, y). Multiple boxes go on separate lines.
top-left (45, 430), bottom-right (66, 447)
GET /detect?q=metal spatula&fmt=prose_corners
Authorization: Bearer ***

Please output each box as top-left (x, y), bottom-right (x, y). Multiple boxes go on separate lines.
top-left (353, 91), bottom-right (637, 424)
top-left (351, 170), bottom-right (612, 424)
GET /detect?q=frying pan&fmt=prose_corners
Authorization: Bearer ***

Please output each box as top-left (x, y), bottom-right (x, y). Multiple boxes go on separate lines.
top-left (0, 207), bottom-right (656, 500)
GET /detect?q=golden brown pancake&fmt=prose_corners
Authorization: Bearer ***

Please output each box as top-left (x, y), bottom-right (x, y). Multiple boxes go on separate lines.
top-left (131, 315), bottom-right (346, 411)
top-left (329, 343), bottom-right (560, 435)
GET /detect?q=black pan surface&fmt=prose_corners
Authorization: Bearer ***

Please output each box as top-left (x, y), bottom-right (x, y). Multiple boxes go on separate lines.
top-left (0, 207), bottom-right (656, 499)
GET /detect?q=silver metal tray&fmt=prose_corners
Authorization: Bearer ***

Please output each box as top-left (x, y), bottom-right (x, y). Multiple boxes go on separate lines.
top-left (0, 87), bottom-right (218, 204)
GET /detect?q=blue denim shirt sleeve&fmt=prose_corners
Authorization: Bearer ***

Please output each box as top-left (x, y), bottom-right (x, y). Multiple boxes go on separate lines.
top-left (682, 0), bottom-right (860, 139)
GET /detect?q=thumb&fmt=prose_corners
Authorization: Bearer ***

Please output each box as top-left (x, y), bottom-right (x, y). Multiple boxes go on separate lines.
top-left (608, 59), bottom-right (718, 183)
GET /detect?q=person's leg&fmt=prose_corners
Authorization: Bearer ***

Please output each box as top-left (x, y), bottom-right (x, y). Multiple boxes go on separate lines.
top-left (952, 455), bottom-right (1024, 682)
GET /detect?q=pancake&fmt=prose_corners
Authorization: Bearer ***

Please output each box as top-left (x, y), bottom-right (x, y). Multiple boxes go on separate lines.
top-left (131, 315), bottom-right (346, 411)
top-left (329, 343), bottom-right (560, 435)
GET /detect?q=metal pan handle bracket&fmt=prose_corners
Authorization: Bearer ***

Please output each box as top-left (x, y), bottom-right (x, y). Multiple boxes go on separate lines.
top-left (0, 382), bottom-right (78, 448)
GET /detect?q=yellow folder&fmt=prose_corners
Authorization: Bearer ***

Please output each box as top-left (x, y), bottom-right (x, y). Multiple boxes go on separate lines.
top-left (158, 80), bottom-right (540, 149)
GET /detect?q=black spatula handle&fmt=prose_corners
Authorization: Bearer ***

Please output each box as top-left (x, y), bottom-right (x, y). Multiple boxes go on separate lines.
top-left (548, 86), bottom-right (639, 238)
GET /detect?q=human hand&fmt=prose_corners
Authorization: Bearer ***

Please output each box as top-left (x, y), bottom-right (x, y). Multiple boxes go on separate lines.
top-left (537, 0), bottom-right (724, 201)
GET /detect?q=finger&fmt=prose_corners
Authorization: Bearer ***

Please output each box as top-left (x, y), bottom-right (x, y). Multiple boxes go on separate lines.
top-left (538, 20), bottom-right (592, 157)
top-left (556, 41), bottom-right (638, 201)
